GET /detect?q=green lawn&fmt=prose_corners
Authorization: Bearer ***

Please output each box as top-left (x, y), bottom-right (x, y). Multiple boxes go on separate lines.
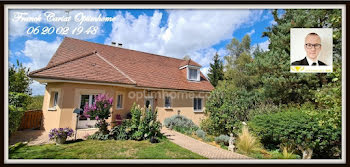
top-left (9, 138), bottom-right (206, 159)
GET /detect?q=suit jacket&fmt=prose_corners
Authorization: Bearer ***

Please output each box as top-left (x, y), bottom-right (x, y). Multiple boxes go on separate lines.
top-left (291, 57), bottom-right (327, 66)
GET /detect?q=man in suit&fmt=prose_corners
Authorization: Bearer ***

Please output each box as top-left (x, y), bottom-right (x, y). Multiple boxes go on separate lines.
top-left (291, 33), bottom-right (327, 66)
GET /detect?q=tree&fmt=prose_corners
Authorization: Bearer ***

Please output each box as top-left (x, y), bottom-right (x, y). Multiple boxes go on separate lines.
top-left (84, 94), bottom-right (113, 135)
top-left (8, 60), bottom-right (32, 136)
top-left (27, 95), bottom-right (44, 110)
top-left (9, 60), bottom-right (32, 94)
top-left (207, 52), bottom-right (224, 87)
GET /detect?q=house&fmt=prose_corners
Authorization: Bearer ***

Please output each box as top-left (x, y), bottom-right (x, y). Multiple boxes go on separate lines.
top-left (29, 37), bottom-right (214, 131)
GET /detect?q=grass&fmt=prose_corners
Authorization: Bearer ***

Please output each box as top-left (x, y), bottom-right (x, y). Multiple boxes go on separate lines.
top-left (9, 138), bottom-right (206, 159)
top-left (236, 126), bottom-right (262, 155)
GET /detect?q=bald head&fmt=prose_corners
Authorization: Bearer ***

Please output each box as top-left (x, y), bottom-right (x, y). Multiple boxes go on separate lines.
top-left (304, 33), bottom-right (322, 61)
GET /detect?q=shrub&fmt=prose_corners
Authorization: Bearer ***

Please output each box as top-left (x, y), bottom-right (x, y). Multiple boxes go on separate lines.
top-left (215, 135), bottom-right (230, 146)
top-left (249, 111), bottom-right (341, 159)
top-left (109, 121), bottom-right (131, 140)
top-left (247, 102), bottom-right (280, 120)
top-left (163, 115), bottom-right (198, 133)
top-left (109, 103), bottom-right (162, 142)
top-left (83, 94), bottom-right (113, 135)
top-left (88, 132), bottom-right (109, 140)
top-left (195, 129), bottom-right (206, 139)
top-left (236, 126), bottom-right (262, 155)
top-left (204, 84), bottom-right (259, 136)
top-left (8, 92), bottom-right (30, 136)
top-left (27, 95), bottom-right (44, 110)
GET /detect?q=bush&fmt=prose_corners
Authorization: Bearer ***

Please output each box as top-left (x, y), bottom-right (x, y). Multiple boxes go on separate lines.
top-left (203, 84), bottom-right (259, 136)
top-left (236, 126), bottom-right (262, 155)
top-left (249, 111), bottom-right (341, 159)
top-left (109, 103), bottom-right (162, 142)
top-left (27, 95), bottom-right (44, 110)
top-left (215, 135), bottom-right (230, 146)
top-left (8, 92), bottom-right (30, 136)
top-left (88, 132), bottom-right (110, 140)
top-left (195, 129), bottom-right (206, 139)
top-left (163, 115), bottom-right (198, 135)
top-left (247, 102), bottom-right (280, 120)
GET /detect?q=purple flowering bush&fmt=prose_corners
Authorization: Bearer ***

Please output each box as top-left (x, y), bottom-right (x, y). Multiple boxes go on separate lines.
top-left (48, 128), bottom-right (74, 140)
top-left (83, 94), bottom-right (113, 135)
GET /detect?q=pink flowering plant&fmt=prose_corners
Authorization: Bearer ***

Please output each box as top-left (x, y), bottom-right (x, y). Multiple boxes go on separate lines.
top-left (83, 94), bottom-right (113, 134)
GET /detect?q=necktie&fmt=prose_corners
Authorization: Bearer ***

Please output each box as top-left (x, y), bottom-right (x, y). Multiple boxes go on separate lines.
top-left (312, 62), bottom-right (317, 66)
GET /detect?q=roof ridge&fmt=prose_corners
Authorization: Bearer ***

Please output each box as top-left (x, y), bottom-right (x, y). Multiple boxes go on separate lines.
top-left (95, 52), bottom-right (136, 84)
top-left (63, 37), bottom-right (188, 63)
top-left (29, 51), bottom-right (96, 76)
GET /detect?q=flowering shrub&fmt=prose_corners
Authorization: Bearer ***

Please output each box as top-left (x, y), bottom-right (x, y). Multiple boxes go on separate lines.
top-left (83, 94), bottom-right (113, 135)
top-left (83, 94), bottom-right (113, 120)
top-left (48, 128), bottom-right (74, 140)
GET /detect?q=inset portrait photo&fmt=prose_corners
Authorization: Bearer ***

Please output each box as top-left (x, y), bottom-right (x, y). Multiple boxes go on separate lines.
top-left (290, 28), bottom-right (333, 73)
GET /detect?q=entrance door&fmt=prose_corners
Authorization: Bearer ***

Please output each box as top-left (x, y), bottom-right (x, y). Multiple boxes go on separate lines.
top-left (145, 97), bottom-right (154, 111)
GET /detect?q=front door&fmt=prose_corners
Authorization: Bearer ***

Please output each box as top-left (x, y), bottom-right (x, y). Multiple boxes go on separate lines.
top-left (145, 97), bottom-right (154, 111)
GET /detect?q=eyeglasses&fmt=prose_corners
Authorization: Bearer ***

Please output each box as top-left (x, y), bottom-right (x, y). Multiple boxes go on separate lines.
top-left (305, 43), bottom-right (321, 49)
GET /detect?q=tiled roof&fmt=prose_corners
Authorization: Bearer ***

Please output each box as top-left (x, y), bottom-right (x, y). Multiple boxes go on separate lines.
top-left (29, 37), bottom-right (214, 92)
top-left (179, 59), bottom-right (202, 68)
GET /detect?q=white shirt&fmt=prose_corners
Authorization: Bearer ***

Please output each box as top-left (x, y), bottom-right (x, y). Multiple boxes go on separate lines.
top-left (306, 56), bottom-right (318, 66)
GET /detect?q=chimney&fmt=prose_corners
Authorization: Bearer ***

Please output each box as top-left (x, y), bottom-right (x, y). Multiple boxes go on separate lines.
top-left (111, 42), bottom-right (117, 46)
top-left (118, 43), bottom-right (122, 47)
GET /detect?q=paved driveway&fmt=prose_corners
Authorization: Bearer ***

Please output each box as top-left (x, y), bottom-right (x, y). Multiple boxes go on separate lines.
top-left (161, 128), bottom-right (252, 159)
top-left (9, 128), bottom-right (98, 146)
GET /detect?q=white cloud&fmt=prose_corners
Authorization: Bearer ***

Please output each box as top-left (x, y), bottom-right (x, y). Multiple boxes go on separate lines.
top-left (201, 66), bottom-right (210, 78)
top-left (22, 38), bottom-right (62, 71)
top-left (106, 10), bottom-right (262, 60)
top-left (247, 29), bottom-right (255, 36)
top-left (258, 40), bottom-right (270, 51)
top-left (270, 20), bottom-right (277, 25)
top-left (30, 81), bottom-right (45, 96)
top-left (20, 38), bottom-right (61, 95)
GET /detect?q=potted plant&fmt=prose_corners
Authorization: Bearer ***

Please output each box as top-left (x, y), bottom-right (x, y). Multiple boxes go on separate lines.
top-left (49, 128), bottom-right (74, 144)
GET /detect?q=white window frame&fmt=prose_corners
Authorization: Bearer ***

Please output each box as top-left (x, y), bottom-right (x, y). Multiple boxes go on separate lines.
top-left (83, 95), bottom-right (95, 107)
top-left (193, 98), bottom-right (203, 112)
top-left (187, 65), bottom-right (200, 81)
top-left (165, 96), bottom-right (171, 108)
top-left (48, 90), bottom-right (59, 111)
top-left (116, 93), bottom-right (124, 110)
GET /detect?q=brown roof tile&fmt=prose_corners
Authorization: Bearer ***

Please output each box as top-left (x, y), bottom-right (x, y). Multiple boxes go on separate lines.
top-left (29, 37), bottom-right (214, 92)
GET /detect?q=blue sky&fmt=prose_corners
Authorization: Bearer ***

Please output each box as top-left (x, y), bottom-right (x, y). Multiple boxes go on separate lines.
top-left (8, 9), bottom-right (276, 95)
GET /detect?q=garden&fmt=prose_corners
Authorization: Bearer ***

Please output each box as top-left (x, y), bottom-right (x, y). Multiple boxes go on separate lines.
top-left (9, 94), bottom-right (206, 159)
top-left (8, 9), bottom-right (342, 160)
top-left (199, 9), bottom-right (342, 159)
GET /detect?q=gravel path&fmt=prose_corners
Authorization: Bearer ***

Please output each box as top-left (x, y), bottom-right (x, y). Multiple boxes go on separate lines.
top-left (161, 128), bottom-right (252, 159)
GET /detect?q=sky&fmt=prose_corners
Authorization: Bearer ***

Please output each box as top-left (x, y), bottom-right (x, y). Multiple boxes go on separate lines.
top-left (8, 9), bottom-right (277, 96)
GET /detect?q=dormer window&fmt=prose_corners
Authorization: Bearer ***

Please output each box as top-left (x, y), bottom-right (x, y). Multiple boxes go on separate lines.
top-left (189, 69), bottom-right (197, 80)
top-left (187, 66), bottom-right (200, 81)
top-left (179, 59), bottom-right (202, 82)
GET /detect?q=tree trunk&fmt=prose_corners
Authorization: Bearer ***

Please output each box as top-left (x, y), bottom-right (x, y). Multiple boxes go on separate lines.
top-left (298, 146), bottom-right (313, 159)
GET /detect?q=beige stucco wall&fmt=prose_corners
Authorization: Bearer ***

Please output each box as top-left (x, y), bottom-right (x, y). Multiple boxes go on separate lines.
top-left (41, 82), bottom-right (210, 131)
